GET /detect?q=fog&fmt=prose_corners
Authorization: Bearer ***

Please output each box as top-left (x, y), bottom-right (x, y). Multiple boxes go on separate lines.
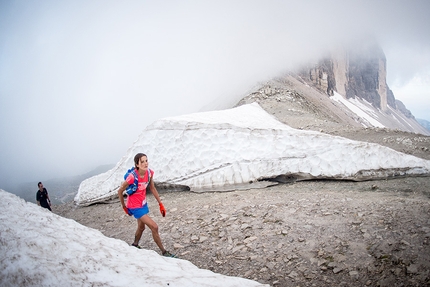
top-left (1, 0), bottom-right (429, 192)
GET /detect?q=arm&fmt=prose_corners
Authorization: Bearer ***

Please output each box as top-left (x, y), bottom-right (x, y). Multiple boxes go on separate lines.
top-left (148, 176), bottom-right (162, 204)
top-left (45, 189), bottom-right (51, 206)
top-left (36, 191), bottom-right (41, 206)
top-left (148, 175), bottom-right (166, 217)
top-left (117, 181), bottom-right (129, 210)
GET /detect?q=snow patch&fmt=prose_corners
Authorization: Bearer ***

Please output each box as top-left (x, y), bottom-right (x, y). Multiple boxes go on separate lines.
top-left (0, 190), bottom-right (267, 287)
top-left (330, 92), bottom-right (385, 128)
top-left (75, 103), bottom-right (430, 206)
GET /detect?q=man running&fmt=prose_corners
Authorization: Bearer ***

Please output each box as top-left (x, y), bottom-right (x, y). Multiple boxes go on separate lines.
top-left (36, 182), bottom-right (52, 211)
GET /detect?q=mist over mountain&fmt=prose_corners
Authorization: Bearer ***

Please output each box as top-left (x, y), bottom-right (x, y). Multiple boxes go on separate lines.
top-left (11, 41), bottom-right (430, 205)
top-left (270, 41), bottom-right (429, 135)
top-left (11, 164), bottom-right (114, 205)
top-left (417, 118), bottom-right (430, 131)
top-left (76, 40), bottom-right (430, 206)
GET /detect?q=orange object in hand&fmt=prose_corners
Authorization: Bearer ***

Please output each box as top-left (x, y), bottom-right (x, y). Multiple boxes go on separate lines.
top-left (123, 207), bottom-right (131, 216)
top-left (159, 203), bottom-right (166, 217)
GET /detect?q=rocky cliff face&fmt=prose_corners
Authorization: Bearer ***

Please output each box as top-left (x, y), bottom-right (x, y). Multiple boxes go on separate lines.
top-left (300, 42), bottom-right (404, 113)
top-left (294, 41), bottom-right (428, 135)
top-left (345, 43), bottom-right (388, 111)
top-left (237, 43), bottom-right (429, 135)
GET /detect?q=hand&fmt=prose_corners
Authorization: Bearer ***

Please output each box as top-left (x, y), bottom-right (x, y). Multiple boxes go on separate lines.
top-left (159, 203), bottom-right (166, 217)
top-left (123, 206), bottom-right (131, 216)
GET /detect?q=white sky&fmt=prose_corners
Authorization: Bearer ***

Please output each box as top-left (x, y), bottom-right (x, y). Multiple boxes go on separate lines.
top-left (1, 0), bottom-right (429, 190)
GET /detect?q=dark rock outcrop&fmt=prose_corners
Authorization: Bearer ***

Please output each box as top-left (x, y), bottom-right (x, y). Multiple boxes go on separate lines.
top-left (300, 42), bottom-right (390, 111)
top-left (345, 43), bottom-right (387, 110)
top-left (294, 40), bottom-right (428, 135)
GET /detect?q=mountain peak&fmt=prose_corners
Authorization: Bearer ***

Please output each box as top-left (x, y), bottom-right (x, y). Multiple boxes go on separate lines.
top-left (287, 42), bottom-right (428, 135)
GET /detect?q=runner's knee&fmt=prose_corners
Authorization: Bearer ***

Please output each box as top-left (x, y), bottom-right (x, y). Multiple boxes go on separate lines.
top-left (148, 222), bottom-right (158, 232)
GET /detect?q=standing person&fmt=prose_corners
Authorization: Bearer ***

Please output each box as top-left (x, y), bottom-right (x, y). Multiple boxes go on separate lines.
top-left (36, 182), bottom-right (52, 211)
top-left (118, 153), bottom-right (176, 258)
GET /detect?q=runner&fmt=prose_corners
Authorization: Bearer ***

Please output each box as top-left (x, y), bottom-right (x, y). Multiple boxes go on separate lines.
top-left (36, 182), bottom-right (52, 211)
top-left (118, 153), bottom-right (176, 257)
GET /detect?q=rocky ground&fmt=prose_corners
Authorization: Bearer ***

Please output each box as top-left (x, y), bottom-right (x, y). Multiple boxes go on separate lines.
top-left (55, 176), bottom-right (430, 287)
top-left (54, 129), bottom-right (430, 287)
top-left (54, 79), bottom-right (430, 286)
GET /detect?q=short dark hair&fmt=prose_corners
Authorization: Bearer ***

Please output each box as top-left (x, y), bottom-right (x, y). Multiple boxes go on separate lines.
top-left (134, 153), bottom-right (147, 170)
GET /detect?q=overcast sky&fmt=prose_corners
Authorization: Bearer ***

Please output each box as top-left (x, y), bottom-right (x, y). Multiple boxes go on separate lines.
top-left (1, 0), bottom-right (429, 191)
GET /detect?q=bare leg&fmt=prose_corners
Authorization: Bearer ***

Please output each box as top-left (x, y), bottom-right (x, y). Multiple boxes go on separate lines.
top-left (133, 220), bottom-right (145, 246)
top-left (139, 215), bottom-right (166, 253)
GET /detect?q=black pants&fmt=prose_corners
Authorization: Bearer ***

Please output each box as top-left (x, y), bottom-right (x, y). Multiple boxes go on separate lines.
top-left (41, 203), bottom-right (52, 211)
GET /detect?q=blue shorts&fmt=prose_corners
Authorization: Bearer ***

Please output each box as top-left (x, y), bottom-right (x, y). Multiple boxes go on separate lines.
top-left (128, 204), bottom-right (149, 219)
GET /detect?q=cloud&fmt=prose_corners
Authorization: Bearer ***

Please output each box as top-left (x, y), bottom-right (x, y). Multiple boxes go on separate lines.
top-left (390, 73), bottom-right (430, 120)
top-left (1, 0), bottom-right (429, 190)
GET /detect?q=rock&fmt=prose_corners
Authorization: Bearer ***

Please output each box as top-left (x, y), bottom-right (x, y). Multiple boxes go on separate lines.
top-left (288, 271), bottom-right (298, 278)
top-left (241, 224), bottom-right (250, 230)
top-left (232, 245), bottom-right (244, 253)
top-left (318, 259), bottom-right (327, 267)
top-left (174, 243), bottom-right (184, 249)
top-left (243, 236), bottom-right (258, 244)
top-left (407, 264), bottom-right (419, 274)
